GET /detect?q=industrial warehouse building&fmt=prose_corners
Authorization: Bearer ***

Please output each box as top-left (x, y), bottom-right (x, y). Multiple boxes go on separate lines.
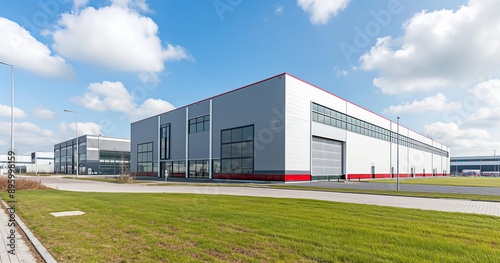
top-left (54, 135), bottom-right (130, 175)
top-left (131, 73), bottom-right (450, 181)
top-left (451, 156), bottom-right (500, 175)
top-left (0, 152), bottom-right (54, 175)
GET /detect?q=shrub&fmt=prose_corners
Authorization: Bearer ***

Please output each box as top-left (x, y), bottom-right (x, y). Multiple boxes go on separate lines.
top-left (0, 176), bottom-right (51, 191)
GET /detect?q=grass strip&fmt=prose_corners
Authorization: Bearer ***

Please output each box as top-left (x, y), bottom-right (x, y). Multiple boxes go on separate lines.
top-left (2, 190), bottom-right (499, 262)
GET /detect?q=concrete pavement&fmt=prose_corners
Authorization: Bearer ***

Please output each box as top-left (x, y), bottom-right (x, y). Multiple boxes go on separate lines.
top-left (34, 176), bottom-right (500, 217)
top-left (0, 202), bottom-right (37, 263)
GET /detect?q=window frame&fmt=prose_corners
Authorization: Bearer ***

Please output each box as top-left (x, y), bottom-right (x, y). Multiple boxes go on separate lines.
top-left (137, 142), bottom-right (154, 173)
top-left (188, 114), bottom-right (210, 134)
top-left (220, 125), bottom-right (254, 174)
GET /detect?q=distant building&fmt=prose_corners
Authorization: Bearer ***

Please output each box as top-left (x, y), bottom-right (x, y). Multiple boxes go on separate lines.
top-left (450, 156), bottom-right (500, 175)
top-left (54, 135), bottom-right (130, 175)
top-left (0, 151), bottom-right (54, 174)
top-left (130, 73), bottom-right (450, 181)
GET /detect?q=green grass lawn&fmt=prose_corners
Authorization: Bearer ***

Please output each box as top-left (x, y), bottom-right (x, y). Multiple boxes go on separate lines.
top-left (370, 177), bottom-right (500, 187)
top-left (2, 190), bottom-right (499, 262)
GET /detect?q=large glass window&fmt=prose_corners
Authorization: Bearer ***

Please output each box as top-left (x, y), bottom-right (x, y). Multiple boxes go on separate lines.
top-left (137, 142), bottom-right (153, 173)
top-left (189, 115), bottom-right (210, 134)
top-left (312, 102), bottom-right (449, 157)
top-left (160, 124), bottom-right (170, 160)
top-left (220, 125), bottom-right (254, 174)
top-left (188, 160), bottom-right (209, 178)
top-left (161, 160), bottom-right (186, 177)
top-left (100, 151), bottom-right (130, 175)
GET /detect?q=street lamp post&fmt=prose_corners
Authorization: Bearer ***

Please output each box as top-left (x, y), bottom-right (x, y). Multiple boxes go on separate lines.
top-left (397, 117), bottom-right (400, 191)
top-left (0, 61), bottom-right (14, 154)
top-left (114, 147), bottom-right (116, 178)
top-left (64, 110), bottom-right (78, 178)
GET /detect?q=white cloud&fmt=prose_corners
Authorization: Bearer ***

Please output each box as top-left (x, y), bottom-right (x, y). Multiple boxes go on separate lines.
top-left (469, 79), bottom-right (500, 106)
top-left (464, 107), bottom-right (500, 127)
top-left (0, 104), bottom-right (27, 119)
top-left (70, 81), bottom-right (137, 113)
top-left (129, 98), bottom-right (175, 122)
top-left (461, 79), bottom-right (500, 127)
top-left (0, 17), bottom-right (74, 78)
top-left (72, 0), bottom-right (88, 11)
top-left (383, 93), bottom-right (461, 114)
top-left (360, 0), bottom-right (500, 94)
top-left (50, 2), bottom-right (190, 74)
top-left (0, 121), bottom-right (58, 152)
top-left (111, 0), bottom-right (150, 12)
top-left (336, 70), bottom-right (348, 77)
top-left (33, 107), bottom-right (56, 119)
top-left (275, 4), bottom-right (284, 14)
top-left (297, 0), bottom-right (350, 25)
top-left (424, 122), bottom-right (489, 141)
top-left (58, 121), bottom-right (102, 137)
top-left (423, 122), bottom-right (498, 156)
top-left (72, 80), bottom-right (175, 122)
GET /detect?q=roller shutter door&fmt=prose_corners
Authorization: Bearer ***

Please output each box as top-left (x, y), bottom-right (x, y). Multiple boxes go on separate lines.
top-left (311, 136), bottom-right (343, 180)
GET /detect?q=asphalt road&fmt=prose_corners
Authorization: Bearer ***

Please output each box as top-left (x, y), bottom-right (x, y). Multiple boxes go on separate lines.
top-left (291, 180), bottom-right (500, 195)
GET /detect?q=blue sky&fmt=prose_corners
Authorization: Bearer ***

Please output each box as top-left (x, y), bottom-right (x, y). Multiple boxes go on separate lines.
top-left (1, 0), bottom-right (500, 156)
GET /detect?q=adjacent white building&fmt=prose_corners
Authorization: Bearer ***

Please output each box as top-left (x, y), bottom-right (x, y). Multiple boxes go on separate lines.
top-left (0, 152), bottom-right (54, 174)
top-left (130, 73), bottom-right (450, 181)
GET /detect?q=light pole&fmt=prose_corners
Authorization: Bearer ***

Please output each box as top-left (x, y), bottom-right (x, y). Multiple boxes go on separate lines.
top-left (0, 61), bottom-right (14, 154)
top-left (64, 110), bottom-right (78, 178)
top-left (114, 147), bottom-right (116, 178)
top-left (397, 117), bottom-right (400, 191)
top-left (98, 133), bottom-right (102, 175)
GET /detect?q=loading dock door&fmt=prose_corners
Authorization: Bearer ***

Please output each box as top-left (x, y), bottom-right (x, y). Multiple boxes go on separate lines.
top-left (311, 136), bottom-right (343, 180)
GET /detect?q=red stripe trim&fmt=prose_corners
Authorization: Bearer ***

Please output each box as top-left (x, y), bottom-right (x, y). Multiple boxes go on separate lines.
top-left (285, 174), bottom-right (311, 181)
top-left (212, 174), bottom-right (311, 181)
top-left (133, 173), bottom-right (157, 177)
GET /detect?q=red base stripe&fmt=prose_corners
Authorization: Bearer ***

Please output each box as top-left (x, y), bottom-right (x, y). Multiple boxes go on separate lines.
top-left (212, 174), bottom-right (311, 181)
top-left (133, 173), bottom-right (157, 177)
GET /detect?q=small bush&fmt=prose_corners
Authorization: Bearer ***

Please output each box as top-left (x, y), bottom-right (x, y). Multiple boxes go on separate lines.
top-left (0, 176), bottom-right (51, 191)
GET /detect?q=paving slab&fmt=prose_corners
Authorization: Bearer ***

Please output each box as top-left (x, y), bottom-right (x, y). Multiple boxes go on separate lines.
top-left (0, 202), bottom-right (37, 263)
top-left (50, 211), bottom-right (85, 217)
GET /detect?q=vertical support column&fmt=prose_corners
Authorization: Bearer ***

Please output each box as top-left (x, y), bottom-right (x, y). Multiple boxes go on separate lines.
top-left (209, 100), bottom-right (213, 180)
top-left (309, 101), bottom-right (312, 180)
top-left (185, 108), bottom-right (189, 178)
top-left (157, 115), bottom-right (160, 178)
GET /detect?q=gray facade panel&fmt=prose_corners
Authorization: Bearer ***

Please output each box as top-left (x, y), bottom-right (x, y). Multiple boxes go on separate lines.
top-left (160, 109), bottom-right (187, 161)
top-left (187, 100), bottom-right (210, 119)
top-left (131, 116), bottom-right (159, 173)
top-left (211, 76), bottom-right (286, 172)
top-left (130, 75), bottom-right (286, 175)
top-left (311, 122), bottom-right (347, 142)
top-left (97, 138), bottom-right (130, 152)
top-left (188, 132), bottom-right (209, 159)
top-left (87, 149), bottom-right (99, 161)
top-left (87, 136), bottom-right (99, 148)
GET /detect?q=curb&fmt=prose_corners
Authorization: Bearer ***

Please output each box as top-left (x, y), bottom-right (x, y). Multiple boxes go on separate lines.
top-left (1, 200), bottom-right (57, 263)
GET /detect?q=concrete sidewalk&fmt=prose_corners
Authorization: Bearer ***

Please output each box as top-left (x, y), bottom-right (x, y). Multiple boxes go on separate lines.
top-left (36, 176), bottom-right (500, 217)
top-left (0, 203), bottom-right (37, 263)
